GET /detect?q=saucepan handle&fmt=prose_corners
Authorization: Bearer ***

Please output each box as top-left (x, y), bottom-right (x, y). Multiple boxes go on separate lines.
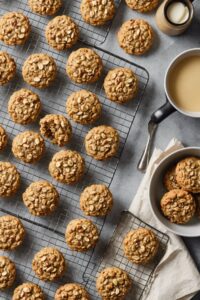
top-left (150, 100), bottom-right (176, 124)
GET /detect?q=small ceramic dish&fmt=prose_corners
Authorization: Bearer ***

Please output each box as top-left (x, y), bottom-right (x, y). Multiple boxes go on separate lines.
top-left (149, 147), bottom-right (200, 237)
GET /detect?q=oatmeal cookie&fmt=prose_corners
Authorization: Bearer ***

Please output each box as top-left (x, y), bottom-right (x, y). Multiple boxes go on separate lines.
top-left (160, 189), bottom-right (196, 224)
top-left (85, 125), bottom-right (119, 160)
top-left (176, 157), bottom-right (200, 193)
top-left (39, 114), bottom-right (72, 147)
top-left (195, 194), bottom-right (200, 218)
top-left (0, 215), bottom-right (25, 250)
top-left (29, 0), bottom-right (62, 15)
top-left (104, 67), bottom-right (138, 104)
top-left (0, 12), bottom-right (30, 46)
top-left (12, 282), bottom-right (45, 300)
top-left (125, 0), bottom-right (159, 12)
top-left (96, 267), bottom-right (132, 300)
top-left (65, 219), bottom-right (99, 252)
top-left (0, 125), bottom-right (7, 151)
top-left (0, 162), bottom-right (20, 197)
top-left (123, 228), bottom-right (159, 264)
top-left (22, 53), bottom-right (57, 88)
top-left (80, 0), bottom-right (115, 26)
top-left (0, 52), bottom-right (16, 85)
top-left (49, 150), bottom-right (85, 184)
top-left (55, 283), bottom-right (90, 300)
top-left (8, 89), bottom-right (41, 125)
top-left (23, 181), bottom-right (59, 216)
top-left (32, 247), bottom-right (65, 281)
top-left (80, 184), bottom-right (113, 216)
top-left (0, 256), bottom-right (16, 289)
top-left (66, 48), bottom-right (103, 84)
top-left (46, 15), bottom-right (79, 50)
top-left (66, 90), bottom-right (102, 125)
top-left (117, 19), bottom-right (154, 55)
top-left (12, 131), bottom-right (45, 164)
top-left (163, 165), bottom-right (180, 191)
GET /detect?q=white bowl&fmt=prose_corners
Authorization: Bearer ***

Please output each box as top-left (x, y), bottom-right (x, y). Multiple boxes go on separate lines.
top-left (149, 147), bottom-right (200, 237)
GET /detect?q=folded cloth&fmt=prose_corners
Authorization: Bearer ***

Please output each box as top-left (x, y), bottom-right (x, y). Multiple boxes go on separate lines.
top-left (129, 138), bottom-right (200, 300)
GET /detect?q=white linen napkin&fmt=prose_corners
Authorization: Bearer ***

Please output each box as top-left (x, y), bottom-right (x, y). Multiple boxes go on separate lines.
top-left (129, 138), bottom-right (200, 300)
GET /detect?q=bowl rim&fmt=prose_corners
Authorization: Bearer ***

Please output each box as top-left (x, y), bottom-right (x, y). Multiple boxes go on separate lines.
top-left (149, 146), bottom-right (200, 237)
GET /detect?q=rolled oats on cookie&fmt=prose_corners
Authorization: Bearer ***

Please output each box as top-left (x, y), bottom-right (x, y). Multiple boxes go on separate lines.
top-left (0, 162), bottom-right (20, 197)
top-left (29, 0), bottom-right (62, 15)
top-left (176, 157), bottom-right (200, 193)
top-left (55, 283), bottom-right (90, 300)
top-left (66, 90), bottom-right (102, 125)
top-left (85, 125), bottom-right (120, 160)
top-left (96, 267), bottom-right (132, 300)
top-left (104, 67), bottom-right (138, 104)
top-left (46, 15), bottom-right (79, 50)
top-left (160, 189), bottom-right (196, 224)
top-left (125, 0), bottom-right (159, 12)
top-left (32, 247), bottom-right (65, 281)
top-left (0, 256), bottom-right (16, 290)
top-left (0, 12), bottom-right (30, 45)
top-left (12, 282), bottom-right (45, 300)
top-left (118, 19), bottom-right (154, 55)
top-left (8, 89), bottom-right (41, 125)
top-left (49, 150), bottom-right (85, 184)
top-left (163, 165), bottom-right (180, 191)
top-left (66, 48), bottom-right (103, 84)
top-left (80, 184), bottom-right (113, 216)
top-left (22, 53), bottom-right (57, 88)
top-left (23, 181), bottom-right (59, 216)
top-left (123, 228), bottom-right (159, 264)
top-left (0, 125), bottom-right (7, 151)
top-left (65, 219), bottom-right (99, 252)
top-left (0, 52), bottom-right (16, 85)
top-left (40, 114), bottom-right (72, 147)
top-left (80, 0), bottom-right (115, 26)
top-left (12, 131), bottom-right (45, 164)
top-left (0, 215), bottom-right (25, 250)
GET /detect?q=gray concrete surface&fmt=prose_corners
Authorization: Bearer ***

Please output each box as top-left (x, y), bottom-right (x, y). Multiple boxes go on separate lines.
top-left (100, 0), bottom-right (200, 297)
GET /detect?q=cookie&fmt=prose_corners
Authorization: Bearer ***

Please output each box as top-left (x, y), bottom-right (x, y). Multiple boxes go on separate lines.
top-left (0, 125), bottom-right (7, 151)
top-left (65, 219), bottom-right (99, 252)
top-left (0, 51), bottom-right (16, 85)
top-left (39, 114), bottom-right (72, 147)
top-left (66, 48), bottom-right (103, 84)
top-left (160, 189), bottom-right (196, 224)
top-left (0, 256), bottom-right (16, 290)
top-left (22, 53), bottom-right (57, 88)
top-left (104, 67), bottom-right (138, 104)
top-left (0, 12), bottom-right (30, 46)
top-left (8, 89), bottom-right (41, 125)
top-left (49, 150), bottom-right (85, 184)
top-left (0, 215), bottom-right (25, 250)
top-left (123, 228), bottom-right (159, 265)
top-left (29, 0), bottom-right (62, 15)
top-left (46, 15), bottom-right (79, 50)
top-left (23, 181), bottom-right (59, 216)
top-left (55, 283), bottom-right (90, 300)
top-left (195, 194), bottom-right (200, 218)
top-left (0, 162), bottom-right (20, 197)
top-left (163, 165), bottom-right (180, 191)
top-left (66, 90), bottom-right (102, 125)
top-left (85, 125), bottom-right (120, 160)
top-left (176, 157), bottom-right (200, 193)
top-left (117, 19), bottom-right (154, 55)
top-left (80, 0), bottom-right (115, 26)
top-left (12, 131), bottom-right (45, 164)
top-left (80, 184), bottom-right (113, 216)
top-left (125, 0), bottom-right (159, 12)
top-left (12, 282), bottom-right (45, 300)
top-left (32, 247), bottom-right (65, 281)
top-left (96, 267), bottom-right (132, 300)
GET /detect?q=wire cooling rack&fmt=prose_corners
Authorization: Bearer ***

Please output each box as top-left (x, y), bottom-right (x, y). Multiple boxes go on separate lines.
top-left (0, 0), bottom-right (122, 46)
top-left (83, 211), bottom-right (169, 300)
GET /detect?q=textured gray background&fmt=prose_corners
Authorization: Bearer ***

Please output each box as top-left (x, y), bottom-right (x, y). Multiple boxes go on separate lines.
top-left (101, 0), bottom-right (200, 297)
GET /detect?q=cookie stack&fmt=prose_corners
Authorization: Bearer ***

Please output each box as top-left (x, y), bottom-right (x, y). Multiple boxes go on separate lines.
top-left (161, 157), bottom-right (199, 224)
